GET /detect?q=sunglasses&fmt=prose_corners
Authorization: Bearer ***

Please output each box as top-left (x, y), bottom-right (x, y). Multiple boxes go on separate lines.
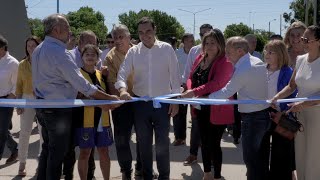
top-left (199, 33), bottom-right (204, 37)
top-left (106, 41), bottom-right (114, 44)
top-left (263, 50), bottom-right (276, 56)
top-left (300, 37), bottom-right (318, 44)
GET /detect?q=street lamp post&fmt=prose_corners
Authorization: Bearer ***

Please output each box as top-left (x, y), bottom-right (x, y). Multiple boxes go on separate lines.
top-left (178, 8), bottom-right (212, 36)
top-left (57, 0), bottom-right (59, 13)
top-left (268, 18), bottom-right (276, 38)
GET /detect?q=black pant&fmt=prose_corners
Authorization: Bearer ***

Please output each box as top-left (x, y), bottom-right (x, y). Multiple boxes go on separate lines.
top-left (196, 106), bottom-right (226, 178)
top-left (233, 94), bottom-right (241, 139)
top-left (112, 103), bottom-right (142, 176)
top-left (269, 122), bottom-right (295, 180)
top-left (36, 108), bottom-right (73, 180)
top-left (173, 104), bottom-right (187, 140)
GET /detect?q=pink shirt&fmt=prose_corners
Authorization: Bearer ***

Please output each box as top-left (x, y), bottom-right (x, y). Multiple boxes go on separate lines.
top-left (187, 54), bottom-right (234, 125)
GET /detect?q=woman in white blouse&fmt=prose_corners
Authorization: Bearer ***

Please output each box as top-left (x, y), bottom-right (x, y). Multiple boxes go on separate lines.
top-left (272, 25), bottom-right (320, 180)
top-left (264, 40), bottom-right (296, 180)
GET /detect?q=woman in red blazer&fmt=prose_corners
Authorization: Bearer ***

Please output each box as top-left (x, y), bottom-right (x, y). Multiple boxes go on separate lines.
top-left (181, 29), bottom-right (234, 180)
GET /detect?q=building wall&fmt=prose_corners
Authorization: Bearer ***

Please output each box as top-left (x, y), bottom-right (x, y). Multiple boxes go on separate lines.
top-left (0, 0), bottom-right (31, 60)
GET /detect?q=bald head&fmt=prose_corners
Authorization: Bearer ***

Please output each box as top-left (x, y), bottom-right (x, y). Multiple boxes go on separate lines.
top-left (226, 36), bottom-right (249, 64)
top-left (43, 14), bottom-right (70, 43)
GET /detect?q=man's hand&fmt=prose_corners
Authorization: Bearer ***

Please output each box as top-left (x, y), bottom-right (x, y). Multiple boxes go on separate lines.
top-left (181, 89), bottom-right (195, 98)
top-left (270, 95), bottom-right (280, 110)
top-left (286, 102), bottom-right (304, 113)
top-left (168, 104), bottom-right (179, 117)
top-left (119, 90), bottom-right (132, 100)
top-left (17, 108), bottom-right (24, 115)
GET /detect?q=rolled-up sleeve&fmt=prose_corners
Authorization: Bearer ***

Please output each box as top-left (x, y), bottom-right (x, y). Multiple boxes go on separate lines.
top-left (208, 70), bottom-right (245, 99)
top-left (57, 52), bottom-right (97, 97)
top-left (115, 49), bottom-right (133, 90)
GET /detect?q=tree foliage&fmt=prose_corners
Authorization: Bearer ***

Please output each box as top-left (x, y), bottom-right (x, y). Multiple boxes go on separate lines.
top-left (118, 9), bottom-right (185, 40)
top-left (283, 0), bottom-right (320, 26)
top-left (28, 18), bottom-right (44, 39)
top-left (67, 6), bottom-right (108, 44)
top-left (223, 23), bottom-right (272, 52)
top-left (223, 23), bottom-right (252, 39)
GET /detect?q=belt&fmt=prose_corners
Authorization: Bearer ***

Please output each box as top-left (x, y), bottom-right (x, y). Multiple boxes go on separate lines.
top-left (0, 95), bottom-right (8, 98)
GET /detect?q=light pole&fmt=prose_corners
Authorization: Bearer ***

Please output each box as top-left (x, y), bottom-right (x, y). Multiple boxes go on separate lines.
top-left (57, 0), bottom-right (59, 13)
top-left (178, 8), bottom-right (212, 36)
top-left (268, 19), bottom-right (276, 38)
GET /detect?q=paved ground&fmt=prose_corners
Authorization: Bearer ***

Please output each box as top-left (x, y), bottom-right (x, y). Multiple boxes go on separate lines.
top-left (0, 109), bottom-right (246, 180)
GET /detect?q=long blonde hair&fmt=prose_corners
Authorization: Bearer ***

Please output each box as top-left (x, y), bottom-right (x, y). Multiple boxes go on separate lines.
top-left (284, 21), bottom-right (306, 49)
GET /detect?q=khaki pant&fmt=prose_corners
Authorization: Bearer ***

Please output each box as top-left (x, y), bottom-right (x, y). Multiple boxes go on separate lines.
top-left (295, 106), bottom-right (320, 180)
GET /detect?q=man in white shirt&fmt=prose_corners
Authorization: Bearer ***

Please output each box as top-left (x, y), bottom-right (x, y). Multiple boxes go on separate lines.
top-left (115, 17), bottom-right (180, 180)
top-left (0, 34), bottom-right (19, 164)
top-left (208, 37), bottom-right (270, 180)
top-left (182, 24), bottom-right (213, 166)
top-left (244, 34), bottom-right (262, 60)
top-left (172, 33), bottom-right (194, 146)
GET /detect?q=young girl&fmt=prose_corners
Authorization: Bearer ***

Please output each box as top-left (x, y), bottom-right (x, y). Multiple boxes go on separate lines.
top-left (74, 44), bottom-right (113, 180)
top-left (264, 40), bottom-right (297, 180)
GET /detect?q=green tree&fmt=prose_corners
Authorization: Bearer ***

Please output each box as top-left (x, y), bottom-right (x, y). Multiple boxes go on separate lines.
top-left (67, 6), bottom-right (108, 44)
top-left (28, 18), bottom-right (44, 39)
top-left (118, 9), bottom-right (185, 40)
top-left (224, 23), bottom-right (272, 52)
top-left (283, 0), bottom-right (320, 26)
top-left (223, 23), bottom-right (252, 39)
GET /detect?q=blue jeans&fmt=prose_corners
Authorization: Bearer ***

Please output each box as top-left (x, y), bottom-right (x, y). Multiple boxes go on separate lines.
top-left (36, 108), bottom-right (73, 180)
top-left (241, 109), bottom-right (271, 180)
top-left (112, 102), bottom-right (141, 176)
top-left (133, 101), bottom-right (170, 180)
top-left (0, 107), bottom-right (18, 159)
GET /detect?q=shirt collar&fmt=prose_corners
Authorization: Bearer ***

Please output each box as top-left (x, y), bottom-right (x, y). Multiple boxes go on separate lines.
top-left (0, 52), bottom-right (9, 61)
top-left (140, 39), bottom-right (160, 49)
top-left (234, 53), bottom-right (250, 69)
top-left (45, 36), bottom-right (67, 48)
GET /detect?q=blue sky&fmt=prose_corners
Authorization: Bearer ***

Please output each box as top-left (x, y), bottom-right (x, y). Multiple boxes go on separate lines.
top-left (25, 0), bottom-right (293, 39)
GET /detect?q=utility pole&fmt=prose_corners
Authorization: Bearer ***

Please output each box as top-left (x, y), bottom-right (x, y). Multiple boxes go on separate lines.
top-left (178, 8), bottom-right (212, 36)
top-left (280, 14), bottom-right (282, 36)
top-left (57, 0), bottom-right (59, 13)
top-left (268, 19), bottom-right (276, 38)
top-left (314, 0), bottom-right (318, 25)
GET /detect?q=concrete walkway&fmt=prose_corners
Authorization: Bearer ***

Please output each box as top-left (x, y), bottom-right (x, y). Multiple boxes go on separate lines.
top-left (0, 110), bottom-right (246, 180)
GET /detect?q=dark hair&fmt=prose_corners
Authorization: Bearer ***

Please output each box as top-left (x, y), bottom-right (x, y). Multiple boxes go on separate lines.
top-left (200, 24), bottom-right (213, 30)
top-left (269, 34), bottom-right (283, 40)
top-left (201, 28), bottom-right (225, 57)
top-left (106, 33), bottom-right (112, 39)
top-left (307, 25), bottom-right (320, 40)
top-left (25, 36), bottom-right (41, 58)
top-left (81, 44), bottom-right (100, 58)
top-left (137, 17), bottom-right (155, 29)
top-left (0, 34), bottom-right (8, 51)
top-left (181, 33), bottom-right (194, 43)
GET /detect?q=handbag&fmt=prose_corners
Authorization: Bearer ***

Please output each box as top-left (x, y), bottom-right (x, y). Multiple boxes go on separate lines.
top-left (273, 112), bottom-right (304, 140)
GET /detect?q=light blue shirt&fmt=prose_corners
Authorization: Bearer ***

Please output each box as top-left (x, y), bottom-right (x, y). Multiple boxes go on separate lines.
top-left (32, 36), bottom-right (97, 99)
top-left (209, 53), bottom-right (269, 113)
top-left (69, 47), bottom-right (102, 69)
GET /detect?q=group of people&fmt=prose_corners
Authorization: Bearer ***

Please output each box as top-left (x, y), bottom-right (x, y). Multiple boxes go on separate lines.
top-left (0, 12), bottom-right (320, 180)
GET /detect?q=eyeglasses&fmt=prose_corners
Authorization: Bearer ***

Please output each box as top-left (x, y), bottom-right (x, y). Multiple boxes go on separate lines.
top-left (300, 37), bottom-right (318, 44)
top-left (263, 50), bottom-right (277, 56)
top-left (106, 41), bottom-right (114, 44)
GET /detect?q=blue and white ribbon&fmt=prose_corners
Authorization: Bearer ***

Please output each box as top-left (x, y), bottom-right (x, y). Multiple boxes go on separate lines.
top-left (1, 94), bottom-right (320, 108)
